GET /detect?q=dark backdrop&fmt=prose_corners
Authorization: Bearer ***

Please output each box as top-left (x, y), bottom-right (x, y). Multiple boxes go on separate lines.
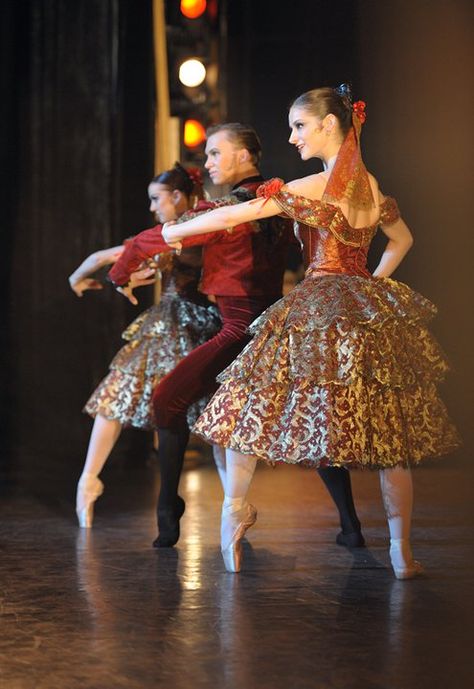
top-left (1, 0), bottom-right (472, 491)
top-left (1, 0), bottom-right (155, 489)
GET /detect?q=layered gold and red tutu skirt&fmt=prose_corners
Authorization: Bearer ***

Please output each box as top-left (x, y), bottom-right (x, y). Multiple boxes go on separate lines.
top-left (193, 274), bottom-right (460, 468)
top-left (84, 292), bottom-right (221, 429)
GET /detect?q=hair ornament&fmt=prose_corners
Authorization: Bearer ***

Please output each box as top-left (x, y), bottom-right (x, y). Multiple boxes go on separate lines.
top-left (335, 83), bottom-right (353, 105)
top-left (352, 100), bottom-right (367, 124)
top-left (185, 166), bottom-right (203, 187)
top-left (172, 161), bottom-right (203, 187)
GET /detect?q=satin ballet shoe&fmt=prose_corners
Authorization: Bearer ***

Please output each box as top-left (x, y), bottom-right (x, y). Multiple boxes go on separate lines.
top-left (336, 530), bottom-right (366, 548)
top-left (221, 503), bottom-right (257, 573)
top-left (76, 475), bottom-right (104, 528)
top-left (153, 496), bottom-right (186, 548)
top-left (389, 539), bottom-right (424, 580)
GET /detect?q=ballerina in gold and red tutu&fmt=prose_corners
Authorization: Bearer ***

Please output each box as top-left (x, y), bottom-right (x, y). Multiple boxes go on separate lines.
top-left (70, 164), bottom-right (221, 528)
top-left (161, 84), bottom-right (461, 578)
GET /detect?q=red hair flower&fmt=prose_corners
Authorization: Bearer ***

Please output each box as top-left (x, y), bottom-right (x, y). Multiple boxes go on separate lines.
top-left (186, 167), bottom-right (203, 186)
top-left (256, 177), bottom-right (285, 200)
top-left (352, 100), bottom-right (367, 124)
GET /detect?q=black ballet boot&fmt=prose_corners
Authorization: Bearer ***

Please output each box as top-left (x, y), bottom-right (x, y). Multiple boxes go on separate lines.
top-left (153, 495), bottom-right (186, 549)
top-left (153, 424), bottom-right (189, 548)
top-left (317, 466), bottom-right (365, 548)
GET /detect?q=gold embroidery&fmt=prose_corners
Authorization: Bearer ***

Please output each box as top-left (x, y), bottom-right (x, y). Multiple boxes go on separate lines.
top-left (272, 191), bottom-right (377, 247)
top-left (379, 196), bottom-right (400, 226)
top-left (85, 283), bottom-right (221, 429)
top-left (192, 192), bottom-right (461, 468)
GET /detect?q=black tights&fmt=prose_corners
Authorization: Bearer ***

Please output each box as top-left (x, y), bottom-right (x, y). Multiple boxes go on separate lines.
top-left (317, 467), bottom-right (362, 534)
top-left (156, 423), bottom-right (190, 516)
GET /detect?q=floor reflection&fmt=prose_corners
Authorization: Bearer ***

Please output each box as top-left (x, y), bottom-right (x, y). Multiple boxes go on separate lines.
top-left (0, 463), bottom-right (472, 688)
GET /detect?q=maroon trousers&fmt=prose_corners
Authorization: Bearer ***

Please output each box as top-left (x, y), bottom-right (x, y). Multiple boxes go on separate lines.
top-left (151, 293), bottom-right (364, 547)
top-left (152, 294), bottom-right (279, 429)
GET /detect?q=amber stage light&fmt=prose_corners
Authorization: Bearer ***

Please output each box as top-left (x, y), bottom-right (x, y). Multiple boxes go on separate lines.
top-left (180, 0), bottom-right (207, 20)
top-left (184, 119), bottom-right (206, 147)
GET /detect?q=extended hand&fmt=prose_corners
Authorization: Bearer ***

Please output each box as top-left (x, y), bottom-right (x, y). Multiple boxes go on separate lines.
top-left (115, 267), bottom-right (156, 306)
top-left (130, 266), bottom-right (157, 286)
top-left (162, 221), bottom-right (183, 255)
top-left (69, 277), bottom-right (103, 297)
top-left (116, 284), bottom-right (138, 305)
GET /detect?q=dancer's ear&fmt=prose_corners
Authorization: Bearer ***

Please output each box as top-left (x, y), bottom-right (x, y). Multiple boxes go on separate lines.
top-left (238, 149), bottom-right (249, 164)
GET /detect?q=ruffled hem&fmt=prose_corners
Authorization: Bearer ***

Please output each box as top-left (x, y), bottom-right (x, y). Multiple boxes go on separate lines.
top-left (110, 298), bottom-right (220, 378)
top-left (121, 297), bottom-right (220, 342)
top-left (84, 368), bottom-right (207, 430)
top-left (83, 295), bottom-right (220, 429)
top-left (193, 377), bottom-right (461, 468)
top-left (216, 274), bottom-right (448, 389)
top-left (192, 273), bottom-right (461, 468)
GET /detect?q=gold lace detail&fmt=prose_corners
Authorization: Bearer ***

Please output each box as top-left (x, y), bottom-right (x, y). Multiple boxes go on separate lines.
top-left (193, 274), bottom-right (461, 468)
top-left (85, 296), bottom-right (221, 430)
top-left (272, 191), bottom-right (378, 247)
top-left (379, 197), bottom-right (400, 225)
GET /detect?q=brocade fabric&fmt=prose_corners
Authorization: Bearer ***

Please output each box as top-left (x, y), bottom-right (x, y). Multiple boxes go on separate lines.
top-left (193, 190), bottom-right (461, 468)
top-left (84, 258), bottom-right (221, 429)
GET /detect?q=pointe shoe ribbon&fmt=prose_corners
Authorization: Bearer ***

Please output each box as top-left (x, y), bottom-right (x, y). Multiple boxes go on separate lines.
top-left (76, 475), bottom-right (104, 528)
top-left (221, 504), bottom-right (257, 573)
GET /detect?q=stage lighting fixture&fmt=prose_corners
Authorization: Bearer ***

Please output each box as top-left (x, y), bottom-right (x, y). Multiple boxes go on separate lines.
top-left (179, 58), bottom-right (207, 87)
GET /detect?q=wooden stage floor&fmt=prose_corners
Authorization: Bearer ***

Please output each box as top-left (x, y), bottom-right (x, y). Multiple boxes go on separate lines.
top-left (1, 456), bottom-right (473, 689)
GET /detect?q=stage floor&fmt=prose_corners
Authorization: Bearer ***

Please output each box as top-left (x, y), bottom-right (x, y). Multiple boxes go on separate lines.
top-left (1, 457), bottom-right (473, 689)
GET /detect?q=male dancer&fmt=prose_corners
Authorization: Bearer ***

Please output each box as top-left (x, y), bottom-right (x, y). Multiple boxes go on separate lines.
top-left (109, 123), bottom-right (364, 549)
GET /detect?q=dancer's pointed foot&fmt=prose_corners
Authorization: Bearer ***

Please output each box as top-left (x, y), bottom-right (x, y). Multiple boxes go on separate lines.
top-left (221, 503), bottom-right (257, 573)
top-left (336, 530), bottom-right (366, 548)
top-left (389, 538), bottom-right (424, 580)
top-left (153, 496), bottom-right (186, 548)
top-left (76, 474), bottom-right (104, 528)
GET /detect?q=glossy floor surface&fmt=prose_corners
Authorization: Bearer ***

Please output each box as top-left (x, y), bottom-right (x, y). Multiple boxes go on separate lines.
top-left (1, 455), bottom-right (473, 689)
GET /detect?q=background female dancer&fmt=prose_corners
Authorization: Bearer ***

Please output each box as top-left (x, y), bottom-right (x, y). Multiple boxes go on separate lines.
top-left (161, 87), bottom-right (461, 577)
top-left (70, 163), bottom-right (221, 527)
top-left (109, 122), bottom-right (365, 550)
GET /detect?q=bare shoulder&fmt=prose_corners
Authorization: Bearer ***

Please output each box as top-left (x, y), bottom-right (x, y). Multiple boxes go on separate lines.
top-left (283, 173), bottom-right (327, 201)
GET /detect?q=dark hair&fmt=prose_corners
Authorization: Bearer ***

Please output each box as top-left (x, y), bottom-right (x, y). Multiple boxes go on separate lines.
top-left (291, 85), bottom-right (353, 137)
top-left (150, 162), bottom-right (203, 200)
top-left (205, 122), bottom-right (262, 165)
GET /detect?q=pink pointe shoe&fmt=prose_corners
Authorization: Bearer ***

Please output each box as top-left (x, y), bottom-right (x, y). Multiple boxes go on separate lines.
top-left (76, 474), bottom-right (104, 528)
top-left (389, 539), bottom-right (424, 580)
top-left (221, 503), bottom-right (257, 573)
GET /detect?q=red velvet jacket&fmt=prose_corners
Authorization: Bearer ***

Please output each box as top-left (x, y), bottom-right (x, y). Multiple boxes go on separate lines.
top-left (108, 177), bottom-right (294, 297)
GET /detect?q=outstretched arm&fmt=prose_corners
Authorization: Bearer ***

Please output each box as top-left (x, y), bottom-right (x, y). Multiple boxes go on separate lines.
top-left (108, 226), bottom-right (168, 287)
top-left (107, 224), bottom-right (214, 287)
top-left (69, 245), bottom-right (124, 297)
top-left (162, 196), bottom-right (282, 252)
top-left (108, 197), bottom-right (263, 287)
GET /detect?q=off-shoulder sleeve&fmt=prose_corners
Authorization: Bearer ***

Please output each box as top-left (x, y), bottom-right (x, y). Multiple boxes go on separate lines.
top-left (256, 178), bottom-right (303, 220)
top-left (379, 197), bottom-right (400, 226)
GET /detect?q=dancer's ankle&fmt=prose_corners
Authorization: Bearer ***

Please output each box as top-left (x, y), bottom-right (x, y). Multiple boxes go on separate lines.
top-left (79, 471), bottom-right (99, 483)
top-left (389, 538), bottom-right (413, 565)
top-left (223, 496), bottom-right (245, 513)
